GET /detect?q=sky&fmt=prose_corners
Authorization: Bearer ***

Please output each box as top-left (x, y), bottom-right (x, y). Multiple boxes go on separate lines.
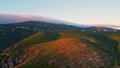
top-left (0, 0), bottom-right (120, 26)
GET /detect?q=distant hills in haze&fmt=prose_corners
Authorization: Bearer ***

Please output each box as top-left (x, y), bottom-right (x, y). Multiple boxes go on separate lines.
top-left (0, 14), bottom-right (90, 28)
top-left (0, 14), bottom-right (120, 30)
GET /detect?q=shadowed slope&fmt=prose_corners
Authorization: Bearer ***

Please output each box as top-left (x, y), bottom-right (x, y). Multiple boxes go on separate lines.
top-left (6, 32), bottom-right (60, 53)
top-left (0, 32), bottom-right (60, 68)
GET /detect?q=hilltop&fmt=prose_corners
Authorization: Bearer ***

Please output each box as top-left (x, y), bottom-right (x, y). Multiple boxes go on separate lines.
top-left (0, 21), bottom-right (120, 68)
top-left (0, 30), bottom-right (120, 68)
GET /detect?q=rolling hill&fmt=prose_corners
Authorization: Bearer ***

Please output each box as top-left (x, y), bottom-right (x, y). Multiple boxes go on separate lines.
top-left (0, 20), bottom-right (120, 68)
top-left (0, 21), bottom-right (82, 51)
top-left (0, 30), bottom-right (120, 68)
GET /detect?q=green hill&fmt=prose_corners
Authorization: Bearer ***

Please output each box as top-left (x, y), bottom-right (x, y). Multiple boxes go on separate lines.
top-left (0, 21), bottom-right (81, 51)
top-left (1, 31), bottom-right (120, 68)
top-left (6, 31), bottom-right (60, 54)
top-left (20, 38), bottom-right (114, 68)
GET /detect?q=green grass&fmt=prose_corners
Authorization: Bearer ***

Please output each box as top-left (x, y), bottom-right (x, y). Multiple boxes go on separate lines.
top-left (9, 31), bottom-right (60, 54)
top-left (107, 34), bottom-right (120, 53)
top-left (2, 31), bottom-right (120, 68)
top-left (19, 37), bottom-right (114, 68)
top-left (87, 33), bottom-right (120, 66)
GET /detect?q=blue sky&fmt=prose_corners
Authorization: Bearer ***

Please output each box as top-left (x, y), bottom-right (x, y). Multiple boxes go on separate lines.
top-left (0, 0), bottom-right (120, 26)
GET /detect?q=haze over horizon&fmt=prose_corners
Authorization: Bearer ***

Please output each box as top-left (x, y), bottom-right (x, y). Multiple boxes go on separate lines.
top-left (0, 0), bottom-right (120, 29)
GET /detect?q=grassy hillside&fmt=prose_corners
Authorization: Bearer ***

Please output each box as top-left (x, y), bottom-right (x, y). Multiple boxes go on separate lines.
top-left (20, 38), bottom-right (114, 68)
top-left (107, 34), bottom-right (120, 53)
top-left (0, 21), bottom-right (81, 51)
top-left (0, 31), bottom-right (120, 68)
top-left (6, 31), bottom-right (60, 54)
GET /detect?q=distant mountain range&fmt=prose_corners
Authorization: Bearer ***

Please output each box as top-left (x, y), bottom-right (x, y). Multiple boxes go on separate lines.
top-left (0, 14), bottom-right (90, 28)
top-left (0, 14), bottom-right (120, 30)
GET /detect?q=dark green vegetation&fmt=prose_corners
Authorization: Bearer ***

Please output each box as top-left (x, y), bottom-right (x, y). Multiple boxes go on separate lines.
top-left (0, 21), bottom-right (120, 68)
top-left (0, 21), bottom-right (80, 50)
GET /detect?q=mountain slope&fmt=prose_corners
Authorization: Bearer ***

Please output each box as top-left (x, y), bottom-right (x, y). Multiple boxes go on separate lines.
top-left (0, 21), bottom-right (82, 51)
top-left (5, 32), bottom-right (59, 53)
top-left (1, 31), bottom-right (120, 68)
top-left (106, 33), bottom-right (120, 54)
top-left (20, 38), bottom-right (114, 68)
top-left (0, 32), bottom-right (60, 68)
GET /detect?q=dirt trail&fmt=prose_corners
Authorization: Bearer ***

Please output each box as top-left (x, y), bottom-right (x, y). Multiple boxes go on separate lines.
top-left (14, 49), bottom-right (39, 68)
